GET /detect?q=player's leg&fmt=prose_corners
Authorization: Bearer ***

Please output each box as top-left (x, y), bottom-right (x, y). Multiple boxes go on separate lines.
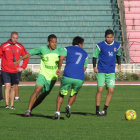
top-left (28, 85), bottom-right (42, 110)
top-left (15, 72), bottom-right (21, 101)
top-left (65, 78), bottom-right (83, 118)
top-left (9, 72), bottom-right (20, 109)
top-left (55, 76), bottom-right (70, 119)
top-left (56, 94), bottom-right (64, 112)
top-left (15, 84), bottom-right (20, 101)
top-left (0, 70), bottom-right (4, 101)
top-left (27, 74), bottom-right (47, 113)
top-left (96, 87), bottom-right (104, 106)
top-left (105, 87), bottom-right (114, 106)
top-left (25, 85), bottom-right (43, 116)
top-left (95, 73), bottom-right (105, 116)
top-left (31, 92), bottom-right (46, 111)
top-left (4, 83), bottom-right (11, 108)
top-left (9, 85), bottom-right (16, 109)
top-left (1, 71), bottom-right (11, 108)
top-left (25, 74), bottom-right (56, 117)
top-left (65, 94), bottom-right (77, 118)
top-left (0, 83), bottom-right (3, 101)
top-left (31, 80), bottom-right (56, 111)
top-left (55, 94), bottom-right (65, 119)
top-left (67, 94), bottom-right (77, 106)
top-left (101, 73), bottom-right (115, 116)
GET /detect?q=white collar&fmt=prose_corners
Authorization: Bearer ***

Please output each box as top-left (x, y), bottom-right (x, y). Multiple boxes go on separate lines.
top-left (104, 40), bottom-right (114, 46)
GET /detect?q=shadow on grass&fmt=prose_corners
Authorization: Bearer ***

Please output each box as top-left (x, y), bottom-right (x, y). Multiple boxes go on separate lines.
top-left (61, 111), bottom-right (96, 116)
top-left (0, 106), bottom-right (5, 108)
top-left (10, 113), bottom-right (65, 120)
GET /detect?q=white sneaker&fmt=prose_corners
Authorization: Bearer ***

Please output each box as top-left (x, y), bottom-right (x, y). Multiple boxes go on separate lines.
top-left (15, 97), bottom-right (20, 101)
top-left (10, 106), bottom-right (15, 110)
top-left (100, 110), bottom-right (107, 116)
top-left (54, 112), bottom-right (60, 119)
top-left (5, 105), bottom-right (9, 109)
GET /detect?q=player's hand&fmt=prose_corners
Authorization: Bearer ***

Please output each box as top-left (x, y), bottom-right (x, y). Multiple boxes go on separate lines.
top-left (56, 69), bottom-right (61, 76)
top-left (93, 67), bottom-right (98, 73)
top-left (17, 67), bottom-right (24, 72)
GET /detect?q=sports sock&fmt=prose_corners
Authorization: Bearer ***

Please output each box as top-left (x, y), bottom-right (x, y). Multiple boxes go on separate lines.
top-left (103, 105), bottom-right (108, 111)
top-left (96, 106), bottom-right (100, 113)
top-left (67, 105), bottom-right (71, 109)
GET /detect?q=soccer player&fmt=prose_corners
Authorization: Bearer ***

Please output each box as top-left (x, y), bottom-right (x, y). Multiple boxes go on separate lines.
top-left (0, 32), bottom-right (29, 109)
top-left (15, 34), bottom-right (66, 117)
top-left (54, 36), bottom-right (88, 119)
top-left (92, 29), bottom-right (121, 116)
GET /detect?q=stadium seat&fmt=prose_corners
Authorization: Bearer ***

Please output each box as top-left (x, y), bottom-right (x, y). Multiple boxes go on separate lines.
top-left (0, 0), bottom-right (122, 64)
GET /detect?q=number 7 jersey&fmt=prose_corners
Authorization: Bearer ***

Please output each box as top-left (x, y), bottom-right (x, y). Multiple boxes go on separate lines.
top-left (63, 45), bottom-right (88, 80)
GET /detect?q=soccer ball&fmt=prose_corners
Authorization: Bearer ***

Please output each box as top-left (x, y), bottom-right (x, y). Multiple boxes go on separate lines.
top-left (125, 110), bottom-right (137, 120)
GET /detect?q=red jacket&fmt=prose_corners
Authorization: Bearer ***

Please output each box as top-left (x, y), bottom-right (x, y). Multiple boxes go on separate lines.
top-left (0, 40), bottom-right (29, 73)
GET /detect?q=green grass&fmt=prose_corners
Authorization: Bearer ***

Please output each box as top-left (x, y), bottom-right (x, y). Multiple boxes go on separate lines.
top-left (0, 86), bottom-right (140, 140)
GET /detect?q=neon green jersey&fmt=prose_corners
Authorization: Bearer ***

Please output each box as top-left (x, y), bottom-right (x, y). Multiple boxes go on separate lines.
top-left (29, 46), bottom-right (67, 80)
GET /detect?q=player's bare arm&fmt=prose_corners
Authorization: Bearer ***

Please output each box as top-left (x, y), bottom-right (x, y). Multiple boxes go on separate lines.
top-left (93, 67), bottom-right (98, 73)
top-left (14, 53), bottom-right (31, 72)
top-left (15, 53), bottom-right (31, 65)
top-left (56, 56), bottom-right (65, 76)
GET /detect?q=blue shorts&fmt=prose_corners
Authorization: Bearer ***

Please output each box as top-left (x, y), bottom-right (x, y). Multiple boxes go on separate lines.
top-left (2, 71), bottom-right (20, 85)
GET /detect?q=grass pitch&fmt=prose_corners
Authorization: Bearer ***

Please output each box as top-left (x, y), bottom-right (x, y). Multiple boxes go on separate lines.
top-left (0, 86), bottom-right (139, 140)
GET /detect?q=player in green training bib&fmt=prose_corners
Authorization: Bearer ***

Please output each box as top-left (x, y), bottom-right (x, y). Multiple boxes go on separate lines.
top-left (15, 34), bottom-right (66, 117)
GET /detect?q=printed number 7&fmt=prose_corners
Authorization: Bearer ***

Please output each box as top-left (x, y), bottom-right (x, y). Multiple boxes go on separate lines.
top-left (75, 52), bottom-right (82, 64)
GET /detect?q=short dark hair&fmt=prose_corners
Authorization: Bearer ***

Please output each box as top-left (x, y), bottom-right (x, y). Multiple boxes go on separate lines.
top-left (105, 29), bottom-right (114, 37)
top-left (11, 32), bottom-right (18, 37)
top-left (48, 34), bottom-right (57, 41)
top-left (72, 36), bottom-right (84, 46)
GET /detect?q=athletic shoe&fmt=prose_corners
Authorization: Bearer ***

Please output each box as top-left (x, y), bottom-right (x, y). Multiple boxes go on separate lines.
top-left (5, 105), bottom-right (9, 109)
top-left (65, 106), bottom-right (71, 118)
top-left (101, 110), bottom-right (107, 116)
top-left (10, 106), bottom-right (15, 110)
top-left (54, 112), bottom-right (60, 120)
top-left (25, 110), bottom-right (31, 117)
top-left (14, 98), bottom-right (20, 101)
top-left (0, 98), bottom-right (5, 102)
top-left (96, 111), bottom-right (105, 117)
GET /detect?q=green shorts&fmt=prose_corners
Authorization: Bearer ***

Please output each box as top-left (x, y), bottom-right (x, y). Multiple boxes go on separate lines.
top-left (36, 74), bottom-right (56, 93)
top-left (96, 73), bottom-right (115, 87)
top-left (60, 76), bottom-right (84, 96)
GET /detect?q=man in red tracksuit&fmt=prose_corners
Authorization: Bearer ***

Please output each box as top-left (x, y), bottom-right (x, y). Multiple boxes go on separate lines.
top-left (0, 32), bottom-right (29, 109)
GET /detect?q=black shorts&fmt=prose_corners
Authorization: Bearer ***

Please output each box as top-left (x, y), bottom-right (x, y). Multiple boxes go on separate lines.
top-left (1, 71), bottom-right (19, 85)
